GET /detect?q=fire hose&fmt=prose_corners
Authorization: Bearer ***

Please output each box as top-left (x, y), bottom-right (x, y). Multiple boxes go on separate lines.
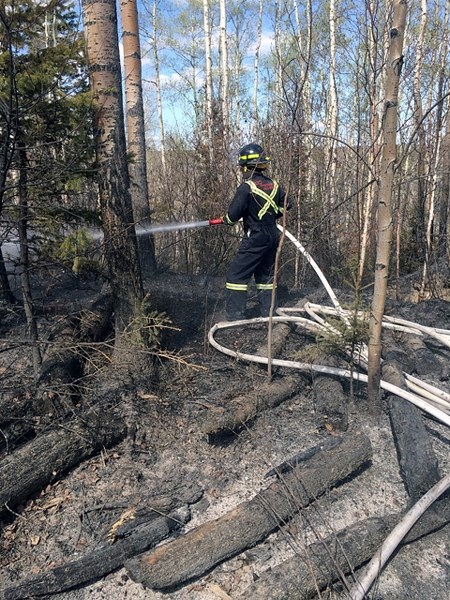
top-left (206, 222), bottom-right (450, 598)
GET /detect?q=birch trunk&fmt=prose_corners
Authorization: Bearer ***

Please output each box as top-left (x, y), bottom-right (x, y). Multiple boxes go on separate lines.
top-left (219, 0), bottom-right (228, 146)
top-left (151, 0), bottom-right (166, 177)
top-left (252, 0), bottom-right (263, 137)
top-left (413, 0), bottom-right (427, 267)
top-left (437, 0), bottom-right (449, 258)
top-left (367, 0), bottom-right (407, 407)
top-left (121, 0), bottom-right (156, 274)
top-left (203, 0), bottom-right (213, 159)
top-left (440, 105), bottom-right (450, 258)
top-left (326, 0), bottom-right (338, 243)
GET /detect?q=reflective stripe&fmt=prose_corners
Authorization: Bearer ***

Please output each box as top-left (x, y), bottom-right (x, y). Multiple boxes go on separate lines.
top-left (241, 153), bottom-right (260, 160)
top-left (226, 282), bottom-right (248, 291)
top-left (225, 213), bottom-right (236, 225)
top-left (256, 283), bottom-right (274, 290)
top-left (246, 180), bottom-right (280, 220)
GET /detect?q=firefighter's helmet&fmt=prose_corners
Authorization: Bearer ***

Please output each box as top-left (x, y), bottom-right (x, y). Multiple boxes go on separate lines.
top-left (237, 143), bottom-right (270, 168)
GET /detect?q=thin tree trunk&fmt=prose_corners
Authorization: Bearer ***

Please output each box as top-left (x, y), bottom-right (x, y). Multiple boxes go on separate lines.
top-left (17, 140), bottom-right (41, 374)
top-left (437, 0), bottom-right (449, 258)
top-left (252, 0), bottom-right (263, 137)
top-left (367, 0), bottom-right (407, 407)
top-left (120, 0), bottom-right (156, 274)
top-left (219, 0), bottom-right (229, 146)
top-left (0, 8), bottom-right (17, 304)
top-left (358, 0), bottom-right (380, 285)
top-left (82, 0), bottom-right (144, 338)
top-left (440, 107), bottom-right (450, 257)
top-left (151, 0), bottom-right (166, 178)
top-left (202, 0), bottom-right (213, 160)
top-left (325, 0), bottom-right (338, 250)
top-left (413, 0), bottom-right (428, 267)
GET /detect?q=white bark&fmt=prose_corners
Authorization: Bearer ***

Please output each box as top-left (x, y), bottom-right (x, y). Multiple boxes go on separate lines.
top-left (203, 0), bottom-right (213, 156)
top-left (219, 0), bottom-right (228, 144)
top-left (252, 0), bottom-right (263, 137)
top-left (151, 0), bottom-right (166, 177)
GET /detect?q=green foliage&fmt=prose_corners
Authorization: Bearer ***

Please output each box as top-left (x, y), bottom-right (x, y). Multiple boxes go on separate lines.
top-left (293, 308), bottom-right (369, 366)
top-left (125, 295), bottom-right (174, 349)
top-left (0, 0), bottom-right (96, 236)
top-left (52, 228), bottom-right (98, 275)
top-left (316, 312), bottom-right (369, 358)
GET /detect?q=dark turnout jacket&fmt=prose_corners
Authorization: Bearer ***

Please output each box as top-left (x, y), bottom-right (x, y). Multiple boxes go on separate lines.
top-left (224, 172), bottom-right (288, 232)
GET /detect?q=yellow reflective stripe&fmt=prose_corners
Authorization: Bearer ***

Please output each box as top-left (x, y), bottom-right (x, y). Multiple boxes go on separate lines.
top-left (246, 180), bottom-right (280, 220)
top-left (224, 214), bottom-right (235, 225)
top-left (226, 282), bottom-right (248, 291)
top-left (241, 153), bottom-right (260, 160)
top-left (241, 153), bottom-right (271, 161)
top-left (256, 283), bottom-right (274, 290)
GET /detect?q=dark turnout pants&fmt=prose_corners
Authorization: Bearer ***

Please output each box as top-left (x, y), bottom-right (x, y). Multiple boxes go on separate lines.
top-left (226, 226), bottom-right (280, 318)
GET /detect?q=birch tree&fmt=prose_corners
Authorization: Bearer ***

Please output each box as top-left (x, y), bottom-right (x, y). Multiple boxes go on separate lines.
top-left (252, 0), bottom-right (263, 137)
top-left (412, 0), bottom-right (428, 274)
top-left (219, 0), bottom-right (229, 146)
top-left (358, 0), bottom-right (382, 285)
top-left (203, 0), bottom-right (213, 158)
top-left (151, 0), bottom-right (167, 177)
top-left (121, 0), bottom-right (156, 273)
top-left (367, 0), bottom-right (407, 407)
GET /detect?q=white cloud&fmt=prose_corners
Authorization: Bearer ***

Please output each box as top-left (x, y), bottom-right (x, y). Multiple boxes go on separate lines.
top-left (248, 32), bottom-right (274, 56)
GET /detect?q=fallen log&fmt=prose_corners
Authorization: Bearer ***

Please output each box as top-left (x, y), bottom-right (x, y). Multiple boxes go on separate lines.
top-left (255, 321), bottom-right (292, 359)
top-left (313, 374), bottom-right (348, 431)
top-left (309, 348), bottom-right (349, 431)
top-left (0, 405), bottom-right (126, 512)
top-left (0, 507), bottom-right (190, 600)
top-left (199, 375), bottom-right (302, 439)
top-left (125, 432), bottom-right (372, 591)
top-left (237, 492), bottom-right (450, 599)
top-left (382, 360), bottom-right (441, 501)
top-left (402, 334), bottom-right (442, 376)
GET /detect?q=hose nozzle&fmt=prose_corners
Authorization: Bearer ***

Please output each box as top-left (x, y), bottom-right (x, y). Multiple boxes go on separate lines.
top-left (209, 218), bottom-right (224, 226)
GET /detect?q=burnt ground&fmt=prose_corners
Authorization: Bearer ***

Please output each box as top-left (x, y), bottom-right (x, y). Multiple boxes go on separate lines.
top-left (0, 269), bottom-right (449, 600)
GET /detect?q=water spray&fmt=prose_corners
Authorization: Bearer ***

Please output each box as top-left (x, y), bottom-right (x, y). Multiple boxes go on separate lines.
top-left (135, 218), bottom-right (224, 236)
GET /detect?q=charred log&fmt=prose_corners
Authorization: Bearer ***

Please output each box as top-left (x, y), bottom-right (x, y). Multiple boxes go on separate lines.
top-left (199, 375), bottom-right (302, 439)
top-left (402, 334), bottom-right (442, 376)
top-left (238, 492), bottom-right (450, 599)
top-left (382, 360), bottom-right (441, 501)
top-left (0, 508), bottom-right (190, 600)
top-left (0, 405), bottom-right (126, 513)
top-left (125, 433), bottom-right (372, 591)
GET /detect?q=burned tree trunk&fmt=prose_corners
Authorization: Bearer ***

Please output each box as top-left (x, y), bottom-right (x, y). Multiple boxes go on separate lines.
top-left (238, 493), bottom-right (450, 599)
top-left (312, 350), bottom-right (348, 432)
top-left (382, 360), bottom-right (441, 501)
top-left (0, 405), bottom-right (126, 513)
top-left (125, 433), bottom-right (372, 590)
top-left (0, 508), bottom-right (190, 600)
top-left (199, 375), bottom-right (302, 438)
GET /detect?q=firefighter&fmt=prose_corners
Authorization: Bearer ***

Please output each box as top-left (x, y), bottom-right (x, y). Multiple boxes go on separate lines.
top-left (223, 143), bottom-right (289, 320)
